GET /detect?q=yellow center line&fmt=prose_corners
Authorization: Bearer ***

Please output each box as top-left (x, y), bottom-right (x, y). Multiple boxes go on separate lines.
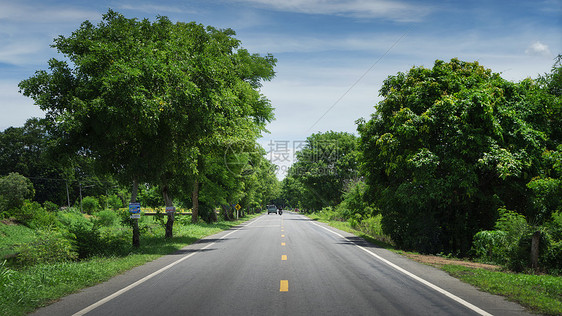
top-left (281, 234), bottom-right (285, 237)
top-left (280, 280), bottom-right (288, 292)
top-left (281, 242), bottom-right (286, 246)
top-left (281, 255), bottom-right (287, 260)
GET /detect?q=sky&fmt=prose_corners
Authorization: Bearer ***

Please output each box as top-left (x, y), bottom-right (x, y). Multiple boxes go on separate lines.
top-left (1, 0), bottom-right (560, 178)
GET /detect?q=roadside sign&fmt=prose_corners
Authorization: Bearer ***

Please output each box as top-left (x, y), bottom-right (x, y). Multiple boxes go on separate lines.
top-left (129, 202), bottom-right (141, 214)
top-left (130, 214), bottom-right (141, 219)
top-left (235, 204), bottom-right (241, 211)
top-left (166, 206), bottom-right (176, 213)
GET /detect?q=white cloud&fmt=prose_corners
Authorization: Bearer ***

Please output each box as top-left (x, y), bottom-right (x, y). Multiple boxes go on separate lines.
top-left (0, 81), bottom-right (44, 131)
top-left (525, 41), bottom-right (553, 57)
top-left (115, 3), bottom-right (199, 15)
top-left (0, 3), bottom-right (98, 23)
top-left (233, 0), bottom-right (433, 22)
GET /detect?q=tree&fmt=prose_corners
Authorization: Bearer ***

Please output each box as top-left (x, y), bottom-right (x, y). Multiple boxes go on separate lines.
top-left (0, 173), bottom-right (35, 213)
top-left (0, 118), bottom-right (68, 205)
top-left (284, 131), bottom-right (359, 211)
top-left (358, 58), bottom-right (560, 255)
top-left (20, 10), bottom-right (275, 242)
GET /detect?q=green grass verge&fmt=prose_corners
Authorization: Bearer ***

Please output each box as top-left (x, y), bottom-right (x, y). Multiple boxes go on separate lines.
top-left (0, 214), bottom-right (260, 316)
top-left (305, 212), bottom-right (562, 316)
top-left (306, 213), bottom-right (394, 248)
top-left (0, 224), bottom-right (37, 259)
top-left (442, 265), bottom-right (562, 316)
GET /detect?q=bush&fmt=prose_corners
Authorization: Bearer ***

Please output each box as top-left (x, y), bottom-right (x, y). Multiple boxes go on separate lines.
top-left (107, 194), bottom-right (123, 210)
top-left (543, 240), bottom-right (562, 275)
top-left (81, 196), bottom-right (100, 214)
top-left (92, 210), bottom-right (119, 227)
top-left (14, 230), bottom-right (77, 265)
top-left (66, 218), bottom-right (103, 259)
top-left (13, 200), bottom-right (59, 229)
top-left (42, 201), bottom-right (59, 212)
top-left (508, 229), bottom-right (551, 272)
top-left (472, 230), bottom-right (509, 264)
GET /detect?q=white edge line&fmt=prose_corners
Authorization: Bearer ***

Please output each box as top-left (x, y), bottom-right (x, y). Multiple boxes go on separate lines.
top-left (73, 216), bottom-right (263, 316)
top-left (310, 221), bottom-right (493, 316)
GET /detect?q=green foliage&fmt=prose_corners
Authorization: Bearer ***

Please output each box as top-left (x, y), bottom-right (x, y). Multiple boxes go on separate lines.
top-left (472, 230), bottom-right (508, 264)
top-left (336, 180), bottom-right (374, 220)
top-left (283, 131), bottom-right (359, 211)
top-left (473, 209), bottom-right (562, 274)
top-left (92, 210), bottom-right (119, 227)
top-left (42, 201), bottom-right (59, 212)
top-left (0, 118), bottom-right (71, 206)
top-left (106, 194), bottom-right (123, 210)
top-left (12, 200), bottom-right (59, 229)
top-left (0, 173), bottom-right (35, 213)
top-left (138, 185), bottom-right (162, 208)
top-left (0, 223), bottom-right (37, 259)
top-left (14, 230), bottom-right (77, 265)
top-left (358, 58), bottom-right (561, 255)
top-left (81, 196), bottom-right (100, 214)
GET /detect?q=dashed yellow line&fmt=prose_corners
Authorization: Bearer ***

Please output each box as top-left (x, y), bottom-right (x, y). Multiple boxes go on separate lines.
top-left (281, 234), bottom-right (285, 237)
top-left (281, 242), bottom-right (286, 246)
top-left (280, 280), bottom-right (288, 292)
top-left (281, 255), bottom-right (287, 261)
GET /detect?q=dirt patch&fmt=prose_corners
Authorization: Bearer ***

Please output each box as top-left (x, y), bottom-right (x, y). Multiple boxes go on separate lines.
top-left (0, 219), bottom-right (18, 225)
top-left (404, 253), bottom-right (501, 271)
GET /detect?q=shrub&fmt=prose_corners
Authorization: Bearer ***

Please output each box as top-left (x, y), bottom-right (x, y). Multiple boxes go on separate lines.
top-left (472, 230), bottom-right (509, 264)
top-left (92, 210), bottom-right (119, 227)
top-left (361, 214), bottom-right (385, 237)
top-left (508, 229), bottom-right (551, 272)
top-left (543, 240), bottom-right (562, 275)
top-left (107, 194), bottom-right (123, 210)
top-left (14, 230), bottom-right (77, 265)
top-left (81, 196), bottom-right (100, 214)
top-left (42, 201), bottom-right (59, 212)
top-left (57, 209), bottom-right (88, 228)
top-left (494, 208), bottom-right (529, 243)
top-left (66, 218), bottom-right (103, 259)
top-left (13, 200), bottom-right (59, 229)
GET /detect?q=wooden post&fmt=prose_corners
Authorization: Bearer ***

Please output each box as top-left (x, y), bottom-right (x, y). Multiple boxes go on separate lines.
top-left (531, 230), bottom-right (540, 271)
top-left (163, 185), bottom-right (174, 238)
top-left (131, 179), bottom-right (140, 248)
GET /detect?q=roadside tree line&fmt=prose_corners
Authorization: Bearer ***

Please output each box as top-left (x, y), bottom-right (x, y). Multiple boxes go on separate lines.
top-left (1, 10), bottom-right (279, 243)
top-left (281, 57), bottom-right (561, 274)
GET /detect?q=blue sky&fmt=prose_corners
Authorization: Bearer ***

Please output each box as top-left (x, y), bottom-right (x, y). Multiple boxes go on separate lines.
top-left (1, 0), bottom-right (560, 177)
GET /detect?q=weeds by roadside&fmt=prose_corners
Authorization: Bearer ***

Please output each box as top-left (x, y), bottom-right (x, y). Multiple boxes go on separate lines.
top-left (0, 214), bottom-right (259, 316)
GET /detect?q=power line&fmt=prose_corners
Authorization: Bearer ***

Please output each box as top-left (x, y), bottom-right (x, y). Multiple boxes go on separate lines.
top-left (307, 28), bottom-right (411, 133)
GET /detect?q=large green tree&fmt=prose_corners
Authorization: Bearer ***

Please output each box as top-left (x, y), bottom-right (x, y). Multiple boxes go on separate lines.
top-left (358, 58), bottom-right (561, 255)
top-left (19, 10), bottom-right (276, 235)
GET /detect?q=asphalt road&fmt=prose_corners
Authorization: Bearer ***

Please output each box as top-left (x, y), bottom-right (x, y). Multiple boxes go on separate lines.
top-left (33, 212), bottom-right (532, 316)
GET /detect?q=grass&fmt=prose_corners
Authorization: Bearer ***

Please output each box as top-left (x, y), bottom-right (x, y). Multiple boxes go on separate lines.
top-left (0, 214), bottom-right (260, 316)
top-left (305, 212), bottom-right (562, 316)
top-left (0, 223), bottom-right (37, 259)
top-left (443, 265), bottom-right (562, 315)
top-left (306, 212), bottom-right (394, 248)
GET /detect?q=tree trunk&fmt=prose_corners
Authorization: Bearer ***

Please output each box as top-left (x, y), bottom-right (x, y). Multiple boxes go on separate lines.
top-left (192, 178), bottom-right (199, 223)
top-left (130, 179), bottom-right (140, 248)
top-left (162, 185), bottom-right (174, 238)
top-left (531, 231), bottom-right (540, 271)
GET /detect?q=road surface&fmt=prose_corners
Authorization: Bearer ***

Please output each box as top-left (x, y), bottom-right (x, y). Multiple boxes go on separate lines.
top-left (33, 212), bottom-right (531, 316)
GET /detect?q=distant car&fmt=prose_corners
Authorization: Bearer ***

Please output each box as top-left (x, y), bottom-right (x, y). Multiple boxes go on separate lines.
top-left (266, 205), bottom-right (277, 214)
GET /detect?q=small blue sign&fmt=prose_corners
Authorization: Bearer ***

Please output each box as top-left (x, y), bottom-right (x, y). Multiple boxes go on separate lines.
top-left (129, 202), bottom-right (141, 213)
